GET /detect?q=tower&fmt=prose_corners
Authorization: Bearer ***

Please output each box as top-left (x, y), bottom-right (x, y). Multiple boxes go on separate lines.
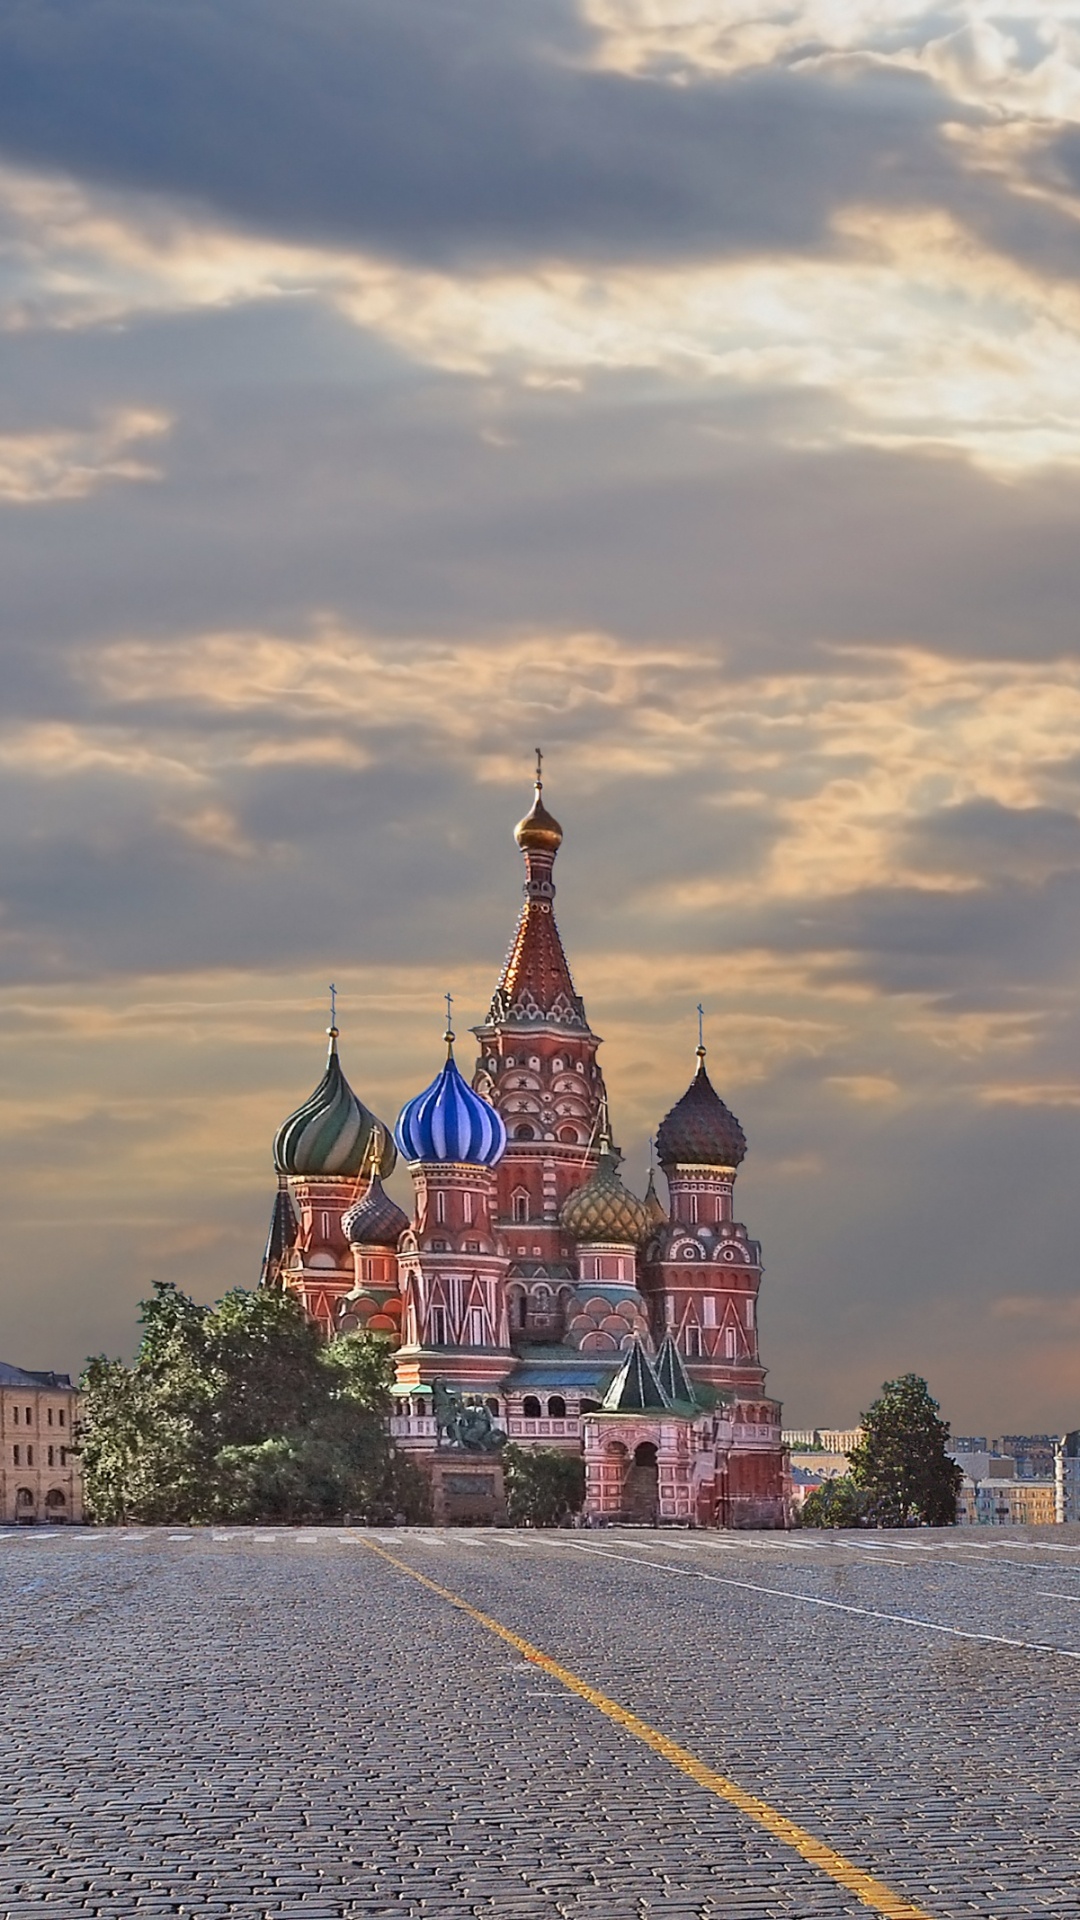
top-left (644, 1040), bottom-right (785, 1525)
top-left (393, 1025), bottom-right (515, 1398)
top-left (471, 763), bottom-right (608, 1342)
top-left (265, 1020), bottom-right (396, 1337)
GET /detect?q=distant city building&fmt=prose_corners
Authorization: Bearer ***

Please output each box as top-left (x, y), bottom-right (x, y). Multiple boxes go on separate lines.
top-left (957, 1476), bottom-right (1056, 1527)
top-left (261, 776), bottom-right (787, 1527)
top-left (1056, 1432), bottom-right (1080, 1524)
top-left (995, 1435), bottom-right (1057, 1480)
top-left (0, 1363), bottom-right (82, 1525)
top-left (952, 1436), bottom-right (988, 1454)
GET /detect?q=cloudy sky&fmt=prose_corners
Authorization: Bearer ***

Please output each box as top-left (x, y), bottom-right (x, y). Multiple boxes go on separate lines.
top-left (3, 0), bottom-right (1080, 1435)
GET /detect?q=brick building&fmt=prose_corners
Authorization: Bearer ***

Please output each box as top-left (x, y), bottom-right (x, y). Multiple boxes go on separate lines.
top-left (0, 1363), bottom-right (82, 1525)
top-left (263, 772), bottom-right (786, 1527)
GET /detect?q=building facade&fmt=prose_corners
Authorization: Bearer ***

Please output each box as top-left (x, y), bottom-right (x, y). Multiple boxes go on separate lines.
top-left (0, 1363), bottom-right (82, 1525)
top-left (263, 775), bottom-right (786, 1527)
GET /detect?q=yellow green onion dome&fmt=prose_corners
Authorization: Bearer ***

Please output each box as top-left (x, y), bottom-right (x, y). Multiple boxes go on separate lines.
top-left (656, 1047), bottom-right (746, 1170)
top-left (560, 1136), bottom-right (650, 1247)
top-left (273, 1029), bottom-right (397, 1179)
top-left (341, 1175), bottom-right (409, 1248)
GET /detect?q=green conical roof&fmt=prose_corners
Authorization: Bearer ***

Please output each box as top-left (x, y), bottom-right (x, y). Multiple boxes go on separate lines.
top-left (654, 1334), bottom-right (698, 1409)
top-left (601, 1340), bottom-right (669, 1413)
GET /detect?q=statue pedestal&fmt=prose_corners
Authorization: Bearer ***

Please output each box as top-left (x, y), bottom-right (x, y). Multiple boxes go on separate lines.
top-left (430, 1456), bottom-right (505, 1526)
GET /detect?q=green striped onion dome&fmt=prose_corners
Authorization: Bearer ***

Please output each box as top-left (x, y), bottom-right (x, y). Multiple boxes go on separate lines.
top-left (273, 1031), bottom-right (396, 1179)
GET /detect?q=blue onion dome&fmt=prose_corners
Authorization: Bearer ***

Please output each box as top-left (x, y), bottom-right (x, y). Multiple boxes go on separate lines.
top-left (273, 1029), bottom-right (397, 1179)
top-left (560, 1131), bottom-right (650, 1246)
top-left (341, 1175), bottom-right (409, 1248)
top-left (396, 1030), bottom-right (507, 1167)
top-left (656, 1046), bottom-right (746, 1169)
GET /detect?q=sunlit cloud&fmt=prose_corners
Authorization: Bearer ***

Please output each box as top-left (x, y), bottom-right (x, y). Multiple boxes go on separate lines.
top-left (0, 408), bottom-right (169, 502)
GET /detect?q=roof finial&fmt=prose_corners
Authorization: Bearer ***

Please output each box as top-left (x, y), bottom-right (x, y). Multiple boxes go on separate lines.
top-left (696, 1001), bottom-right (706, 1062)
top-left (535, 745), bottom-right (544, 790)
top-left (444, 990), bottom-right (455, 1053)
top-left (327, 981), bottom-right (339, 1051)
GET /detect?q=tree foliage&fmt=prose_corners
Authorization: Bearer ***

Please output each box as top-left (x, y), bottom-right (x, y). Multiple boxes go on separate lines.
top-left (503, 1444), bottom-right (585, 1526)
top-left (795, 1477), bottom-right (872, 1529)
top-left (847, 1373), bottom-right (963, 1527)
top-left (79, 1283), bottom-right (430, 1525)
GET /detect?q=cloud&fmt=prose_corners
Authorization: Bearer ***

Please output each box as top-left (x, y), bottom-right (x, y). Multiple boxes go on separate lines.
top-left (0, 408), bottom-right (168, 502)
top-left (0, 1), bottom-right (964, 269)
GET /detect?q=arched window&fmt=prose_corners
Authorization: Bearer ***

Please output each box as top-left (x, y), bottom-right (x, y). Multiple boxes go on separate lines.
top-left (44, 1490), bottom-right (66, 1511)
top-left (522, 1396), bottom-right (542, 1417)
top-left (485, 1397), bottom-right (500, 1416)
top-left (15, 1488), bottom-right (33, 1508)
top-left (547, 1396), bottom-right (567, 1418)
top-left (512, 1189), bottom-right (530, 1222)
top-left (514, 1125), bottom-right (535, 1141)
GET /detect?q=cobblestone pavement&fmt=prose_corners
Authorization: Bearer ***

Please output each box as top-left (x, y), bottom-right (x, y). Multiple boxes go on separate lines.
top-left (3, 1527), bottom-right (1080, 1920)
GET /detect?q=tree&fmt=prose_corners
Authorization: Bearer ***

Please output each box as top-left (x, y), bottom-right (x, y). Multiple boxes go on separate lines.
top-left (795, 1477), bottom-right (872, 1529)
top-left (79, 1284), bottom-right (430, 1525)
top-left (503, 1444), bottom-right (585, 1526)
top-left (847, 1374), bottom-right (963, 1527)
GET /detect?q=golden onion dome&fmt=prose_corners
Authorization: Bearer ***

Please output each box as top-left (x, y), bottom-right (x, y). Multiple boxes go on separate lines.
top-left (514, 779), bottom-right (563, 854)
top-left (560, 1139), bottom-right (650, 1247)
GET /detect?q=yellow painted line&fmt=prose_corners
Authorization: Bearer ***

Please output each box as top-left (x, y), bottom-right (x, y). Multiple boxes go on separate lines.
top-left (360, 1536), bottom-right (935, 1920)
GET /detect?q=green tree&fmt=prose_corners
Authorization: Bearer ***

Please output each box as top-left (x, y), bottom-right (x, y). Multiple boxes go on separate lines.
top-left (848, 1373), bottom-right (963, 1527)
top-left (503, 1444), bottom-right (585, 1526)
top-left (79, 1285), bottom-right (430, 1525)
top-left (795, 1477), bottom-right (872, 1529)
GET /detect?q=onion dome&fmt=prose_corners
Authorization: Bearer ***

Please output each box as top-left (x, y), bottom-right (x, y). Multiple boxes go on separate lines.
top-left (656, 1046), bottom-right (746, 1170)
top-left (273, 1029), bottom-right (397, 1179)
top-left (341, 1175), bottom-right (409, 1248)
top-left (560, 1129), bottom-right (650, 1246)
top-left (514, 777), bottom-right (563, 854)
top-left (396, 1030), bottom-right (507, 1167)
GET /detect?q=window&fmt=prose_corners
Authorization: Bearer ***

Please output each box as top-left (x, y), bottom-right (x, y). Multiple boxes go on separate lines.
top-left (703, 1297), bottom-right (717, 1328)
top-left (431, 1238), bottom-right (448, 1252)
top-left (518, 1296), bottom-right (527, 1329)
top-left (47, 1408), bottom-right (53, 1427)
top-left (25, 1407), bottom-right (31, 1424)
top-left (26, 1446), bottom-right (33, 1467)
top-left (58, 1410), bottom-right (65, 1428)
top-left (685, 1325), bottom-right (702, 1357)
top-left (468, 1308), bottom-right (484, 1346)
top-left (745, 1299), bottom-right (755, 1329)
top-left (485, 1397), bottom-right (500, 1416)
top-left (60, 1449), bottom-right (67, 1467)
top-left (12, 1445), bottom-right (19, 1466)
top-left (431, 1306), bottom-right (448, 1345)
top-left (547, 1396), bottom-right (567, 1418)
top-left (321, 1211), bottom-right (330, 1240)
top-left (522, 1396), bottom-right (542, 1417)
top-left (11, 1407), bottom-right (16, 1425)
top-left (514, 1125), bottom-right (535, 1141)
top-left (512, 1189), bottom-right (529, 1222)
top-left (47, 1447), bottom-right (54, 1467)
top-left (435, 1190), bottom-right (446, 1224)
top-left (462, 1191), bottom-right (473, 1225)
top-left (465, 1239), bottom-right (480, 1253)
top-left (688, 1192), bottom-right (698, 1224)
top-left (724, 1325), bottom-right (737, 1360)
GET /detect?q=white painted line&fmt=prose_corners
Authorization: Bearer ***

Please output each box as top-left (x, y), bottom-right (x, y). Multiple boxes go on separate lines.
top-left (556, 1540), bottom-right (1080, 1662)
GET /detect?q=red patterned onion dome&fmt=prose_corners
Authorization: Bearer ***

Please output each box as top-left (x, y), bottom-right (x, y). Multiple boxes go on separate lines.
top-left (560, 1139), bottom-right (650, 1246)
top-left (273, 1029), bottom-right (396, 1179)
top-left (341, 1175), bottom-right (409, 1248)
top-left (656, 1048), bottom-right (746, 1170)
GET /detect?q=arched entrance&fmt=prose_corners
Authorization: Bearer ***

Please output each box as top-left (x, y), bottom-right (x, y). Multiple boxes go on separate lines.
top-left (15, 1487), bottom-right (35, 1525)
top-left (624, 1441), bottom-right (659, 1524)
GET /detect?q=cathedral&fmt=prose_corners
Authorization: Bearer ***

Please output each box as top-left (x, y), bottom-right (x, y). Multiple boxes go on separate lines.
top-left (261, 771), bottom-right (786, 1527)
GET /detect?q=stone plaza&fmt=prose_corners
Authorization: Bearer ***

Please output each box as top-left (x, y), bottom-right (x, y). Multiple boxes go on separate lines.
top-left (3, 1527), bottom-right (1080, 1919)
